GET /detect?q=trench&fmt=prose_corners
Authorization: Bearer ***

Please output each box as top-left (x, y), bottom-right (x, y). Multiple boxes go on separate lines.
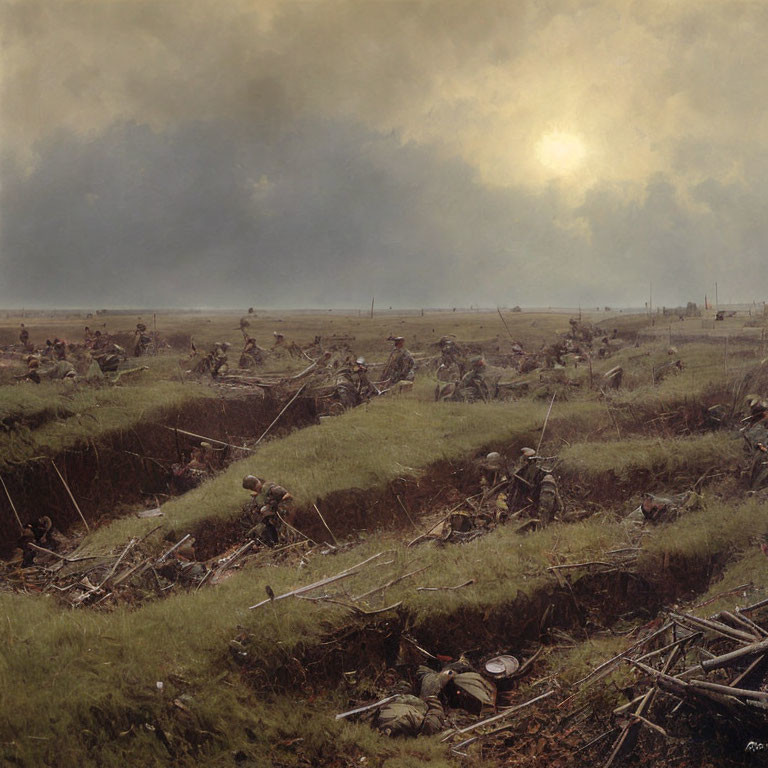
top-left (237, 547), bottom-right (723, 697)
top-left (0, 392), bottom-right (318, 556)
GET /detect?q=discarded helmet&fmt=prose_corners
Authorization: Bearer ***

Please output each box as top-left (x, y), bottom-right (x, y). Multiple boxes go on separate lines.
top-left (484, 655), bottom-right (520, 679)
top-left (242, 474), bottom-right (262, 491)
top-left (521, 447), bottom-right (536, 457)
top-left (485, 451), bottom-right (502, 468)
top-left (355, 357), bottom-right (367, 367)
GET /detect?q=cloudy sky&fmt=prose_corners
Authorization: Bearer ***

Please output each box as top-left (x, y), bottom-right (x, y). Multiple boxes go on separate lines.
top-left (1, 0), bottom-right (766, 309)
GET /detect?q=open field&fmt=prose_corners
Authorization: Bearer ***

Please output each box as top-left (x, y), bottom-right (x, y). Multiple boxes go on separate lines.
top-left (2, 308), bottom-right (768, 767)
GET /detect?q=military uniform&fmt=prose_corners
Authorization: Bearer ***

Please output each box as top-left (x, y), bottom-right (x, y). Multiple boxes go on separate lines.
top-left (243, 480), bottom-right (292, 545)
top-left (383, 338), bottom-right (416, 385)
top-left (455, 358), bottom-right (489, 402)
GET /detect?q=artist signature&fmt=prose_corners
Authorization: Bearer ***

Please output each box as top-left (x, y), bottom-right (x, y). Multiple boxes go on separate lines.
top-left (746, 741), bottom-right (768, 753)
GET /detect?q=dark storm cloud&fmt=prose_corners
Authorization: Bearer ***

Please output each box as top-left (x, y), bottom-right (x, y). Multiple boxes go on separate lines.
top-left (3, 0), bottom-right (768, 307)
top-left (5, 116), bottom-right (767, 309)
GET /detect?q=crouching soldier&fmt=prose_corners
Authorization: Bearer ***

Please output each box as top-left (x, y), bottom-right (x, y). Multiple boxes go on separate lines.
top-left (511, 447), bottom-right (562, 527)
top-left (18, 515), bottom-right (64, 567)
top-left (455, 357), bottom-right (489, 402)
top-left (242, 474), bottom-right (295, 546)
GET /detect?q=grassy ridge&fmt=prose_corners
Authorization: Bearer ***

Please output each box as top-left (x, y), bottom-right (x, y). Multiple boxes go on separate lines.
top-left (558, 432), bottom-right (743, 484)
top-left (0, 380), bottom-right (210, 471)
top-left (81, 395), bottom-right (615, 553)
top-left (4, 490), bottom-right (768, 767)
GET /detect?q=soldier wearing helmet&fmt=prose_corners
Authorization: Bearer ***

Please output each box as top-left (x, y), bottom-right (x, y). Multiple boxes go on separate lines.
top-left (437, 335), bottom-right (466, 378)
top-left (509, 447), bottom-right (561, 526)
top-left (336, 356), bottom-right (377, 407)
top-left (538, 474), bottom-right (563, 526)
top-left (455, 356), bottom-right (489, 402)
top-left (382, 337), bottom-right (415, 387)
top-left (242, 474), bottom-right (294, 546)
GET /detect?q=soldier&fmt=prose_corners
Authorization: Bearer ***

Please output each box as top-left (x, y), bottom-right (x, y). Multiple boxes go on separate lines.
top-left (337, 357), bottom-right (378, 406)
top-left (639, 492), bottom-right (687, 524)
top-left (382, 336), bottom-right (415, 387)
top-left (18, 515), bottom-right (62, 567)
top-left (242, 474), bottom-right (294, 546)
top-left (170, 446), bottom-right (212, 493)
top-left (510, 447), bottom-right (560, 526)
top-left (455, 357), bottom-right (489, 402)
top-left (52, 338), bottom-right (67, 360)
top-left (19, 324), bottom-right (31, 350)
top-left (538, 473), bottom-right (564, 526)
top-left (239, 337), bottom-right (265, 368)
top-left (23, 356), bottom-right (41, 384)
top-left (134, 323), bottom-right (152, 356)
top-left (201, 342), bottom-right (230, 377)
top-left (437, 336), bottom-right (466, 378)
top-left (91, 330), bottom-right (107, 351)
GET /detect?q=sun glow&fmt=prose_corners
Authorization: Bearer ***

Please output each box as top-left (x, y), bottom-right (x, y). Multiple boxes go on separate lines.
top-left (536, 131), bottom-right (587, 174)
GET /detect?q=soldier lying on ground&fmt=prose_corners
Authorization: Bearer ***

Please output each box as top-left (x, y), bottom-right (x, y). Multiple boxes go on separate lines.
top-left (241, 474), bottom-right (295, 546)
top-left (633, 491), bottom-right (693, 524)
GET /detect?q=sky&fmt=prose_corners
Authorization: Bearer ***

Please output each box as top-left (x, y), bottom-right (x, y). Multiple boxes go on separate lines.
top-left (1, 0), bottom-right (767, 309)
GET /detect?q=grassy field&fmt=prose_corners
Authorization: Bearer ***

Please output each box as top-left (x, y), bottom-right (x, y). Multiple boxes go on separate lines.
top-left (2, 308), bottom-right (768, 767)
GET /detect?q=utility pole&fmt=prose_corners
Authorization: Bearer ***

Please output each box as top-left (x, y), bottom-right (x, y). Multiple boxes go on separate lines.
top-left (370, 296), bottom-right (374, 319)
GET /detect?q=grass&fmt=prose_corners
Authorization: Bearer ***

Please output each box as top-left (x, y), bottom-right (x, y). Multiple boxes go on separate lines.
top-left (3, 309), bottom-right (768, 766)
top-left (80, 394), bottom-right (613, 553)
top-left (558, 432), bottom-right (743, 486)
top-left (5, 485), bottom-right (767, 767)
top-left (0, 512), bottom-right (629, 767)
top-left (0, 380), bottom-right (211, 472)
top-left (639, 495), bottom-right (768, 565)
top-left (5, 460), bottom-right (768, 767)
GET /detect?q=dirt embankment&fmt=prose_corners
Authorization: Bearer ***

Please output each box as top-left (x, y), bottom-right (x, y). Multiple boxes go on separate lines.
top-left (240, 554), bottom-right (718, 695)
top-left (0, 393), bottom-right (317, 555)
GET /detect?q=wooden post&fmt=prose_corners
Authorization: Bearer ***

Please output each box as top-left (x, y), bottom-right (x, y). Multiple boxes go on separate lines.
top-left (724, 335), bottom-right (728, 377)
top-left (0, 476), bottom-right (24, 532)
top-left (370, 296), bottom-right (374, 319)
top-left (51, 460), bottom-right (90, 532)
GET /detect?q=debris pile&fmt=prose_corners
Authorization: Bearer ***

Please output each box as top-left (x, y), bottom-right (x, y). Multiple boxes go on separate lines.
top-left (570, 593), bottom-right (768, 765)
top-left (0, 524), bottom-right (313, 608)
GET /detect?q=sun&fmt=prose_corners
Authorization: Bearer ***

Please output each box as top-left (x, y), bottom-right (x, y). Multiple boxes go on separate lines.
top-left (536, 131), bottom-right (587, 174)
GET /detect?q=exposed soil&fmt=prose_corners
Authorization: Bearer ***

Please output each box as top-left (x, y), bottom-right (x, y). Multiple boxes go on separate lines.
top-left (0, 391), bottom-right (317, 555)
